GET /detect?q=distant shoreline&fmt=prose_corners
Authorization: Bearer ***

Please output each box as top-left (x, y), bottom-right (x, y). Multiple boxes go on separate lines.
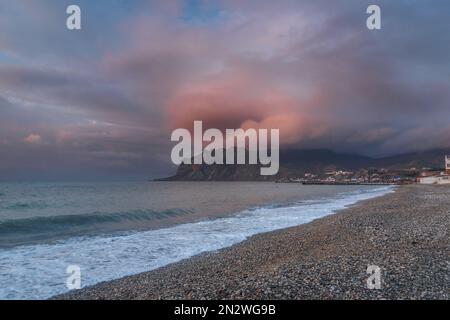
top-left (153, 179), bottom-right (396, 185)
top-left (54, 185), bottom-right (449, 300)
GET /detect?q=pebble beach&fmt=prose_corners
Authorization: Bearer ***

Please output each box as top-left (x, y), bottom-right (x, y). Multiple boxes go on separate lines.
top-left (56, 185), bottom-right (449, 300)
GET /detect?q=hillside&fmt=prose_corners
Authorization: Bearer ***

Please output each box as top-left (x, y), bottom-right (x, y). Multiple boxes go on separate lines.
top-left (159, 148), bottom-right (450, 181)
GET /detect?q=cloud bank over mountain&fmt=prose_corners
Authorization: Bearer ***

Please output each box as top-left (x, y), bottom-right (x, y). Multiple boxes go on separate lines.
top-left (0, 0), bottom-right (449, 180)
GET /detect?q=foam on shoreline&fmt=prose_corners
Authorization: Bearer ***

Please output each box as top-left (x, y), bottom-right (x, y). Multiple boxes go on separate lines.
top-left (0, 186), bottom-right (393, 299)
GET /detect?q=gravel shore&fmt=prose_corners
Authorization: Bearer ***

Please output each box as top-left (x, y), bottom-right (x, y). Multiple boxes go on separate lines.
top-left (56, 185), bottom-right (449, 300)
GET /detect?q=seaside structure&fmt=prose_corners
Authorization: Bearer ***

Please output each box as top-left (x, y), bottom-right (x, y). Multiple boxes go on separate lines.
top-left (417, 155), bottom-right (450, 184)
top-left (446, 155), bottom-right (450, 174)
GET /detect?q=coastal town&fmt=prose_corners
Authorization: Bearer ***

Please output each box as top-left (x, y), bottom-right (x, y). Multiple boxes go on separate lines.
top-left (278, 155), bottom-right (450, 185)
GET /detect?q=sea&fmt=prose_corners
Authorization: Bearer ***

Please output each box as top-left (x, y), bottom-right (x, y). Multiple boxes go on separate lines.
top-left (0, 181), bottom-right (393, 299)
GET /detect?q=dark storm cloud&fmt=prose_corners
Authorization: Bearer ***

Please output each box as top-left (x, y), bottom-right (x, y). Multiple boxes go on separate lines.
top-left (0, 0), bottom-right (450, 180)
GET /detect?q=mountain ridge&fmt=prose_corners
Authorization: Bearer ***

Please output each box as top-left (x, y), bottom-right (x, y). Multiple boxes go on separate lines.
top-left (159, 148), bottom-right (450, 181)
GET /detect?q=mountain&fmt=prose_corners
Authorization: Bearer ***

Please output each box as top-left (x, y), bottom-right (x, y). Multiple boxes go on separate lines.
top-left (159, 148), bottom-right (450, 181)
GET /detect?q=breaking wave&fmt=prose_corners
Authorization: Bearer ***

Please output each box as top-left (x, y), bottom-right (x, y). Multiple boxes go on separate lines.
top-left (0, 186), bottom-right (394, 299)
top-left (0, 209), bottom-right (193, 247)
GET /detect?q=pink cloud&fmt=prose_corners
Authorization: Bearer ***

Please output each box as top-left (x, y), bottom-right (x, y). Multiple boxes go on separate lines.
top-left (24, 133), bottom-right (42, 144)
top-left (165, 65), bottom-right (331, 146)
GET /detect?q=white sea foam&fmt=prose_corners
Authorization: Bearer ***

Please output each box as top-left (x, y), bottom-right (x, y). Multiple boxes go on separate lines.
top-left (0, 186), bottom-right (393, 299)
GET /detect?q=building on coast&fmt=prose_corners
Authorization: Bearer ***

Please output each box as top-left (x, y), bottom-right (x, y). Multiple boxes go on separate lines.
top-left (416, 156), bottom-right (450, 184)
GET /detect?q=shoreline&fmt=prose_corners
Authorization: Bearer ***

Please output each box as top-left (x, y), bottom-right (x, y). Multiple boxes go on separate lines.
top-left (55, 185), bottom-right (449, 300)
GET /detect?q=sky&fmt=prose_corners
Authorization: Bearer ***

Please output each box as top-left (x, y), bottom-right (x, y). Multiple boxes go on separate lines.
top-left (0, 0), bottom-right (450, 181)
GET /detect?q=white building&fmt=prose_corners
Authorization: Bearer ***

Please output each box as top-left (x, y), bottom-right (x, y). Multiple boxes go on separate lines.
top-left (446, 155), bottom-right (450, 174)
top-left (417, 175), bottom-right (450, 184)
top-left (417, 155), bottom-right (450, 184)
